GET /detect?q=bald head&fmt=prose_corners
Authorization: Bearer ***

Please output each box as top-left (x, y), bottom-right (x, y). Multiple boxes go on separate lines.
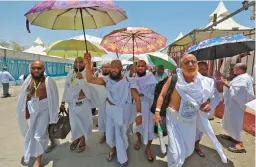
top-left (233, 63), bottom-right (247, 75)
top-left (180, 54), bottom-right (198, 79)
top-left (30, 60), bottom-right (45, 80)
top-left (31, 60), bottom-right (45, 68)
top-left (111, 60), bottom-right (122, 67)
top-left (109, 60), bottom-right (123, 80)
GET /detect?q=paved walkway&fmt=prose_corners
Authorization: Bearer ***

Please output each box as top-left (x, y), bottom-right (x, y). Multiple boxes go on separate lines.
top-left (0, 79), bottom-right (254, 167)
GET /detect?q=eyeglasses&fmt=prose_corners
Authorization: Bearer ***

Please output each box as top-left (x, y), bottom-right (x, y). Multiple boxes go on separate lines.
top-left (31, 67), bottom-right (44, 70)
top-left (183, 60), bottom-right (197, 65)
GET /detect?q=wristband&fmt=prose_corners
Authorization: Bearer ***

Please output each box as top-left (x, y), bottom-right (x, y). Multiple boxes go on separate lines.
top-left (136, 112), bottom-right (142, 117)
top-left (156, 108), bottom-right (161, 112)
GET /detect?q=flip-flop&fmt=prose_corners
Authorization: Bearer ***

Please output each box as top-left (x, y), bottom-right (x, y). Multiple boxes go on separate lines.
top-left (106, 151), bottom-right (116, 162)
top-left (45, 143), bottom-right (57, 153)
top-left (134, 143), bottom-right (141, 151)
top-left (220, 134), bottom-right (233, 141)
top-left (120, 161), bottom-right (128, 167)
top-left (194, 149), bottom-right (206, 157)
top-left (70, 139), bottom-right (81, 151)
top-left (77, 144), bottom-right (86, 153)
top-left (99, 136), bottom-right (106, 144)
top-left (227, 146), bottom-right (247, 153)
top-left (145, 150), bottom-right (154, 162)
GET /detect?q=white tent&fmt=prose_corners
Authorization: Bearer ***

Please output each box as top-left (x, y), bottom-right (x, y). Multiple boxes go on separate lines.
top-left (0, 45), bottom-right (11, 50)
top-left (23, 37), bottom-right (47, 55)
top-left (205, 0), bottom-right (251, 30)
top-left (175, 32), bottom-right (184, 41)
top-left (164, 0), bottom-right (254, 53)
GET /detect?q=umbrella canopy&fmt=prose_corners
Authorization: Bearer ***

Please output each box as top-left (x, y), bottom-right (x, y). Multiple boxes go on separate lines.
top-left (45, 39), bottom-right (106, 58)
top-left (25, 1), bottom-right (127, 30)
top-left (100, 27), bottom-right (167, 61)
top-left (25, 0), bottom-right (127, 52)
top-left (184, 34), bottom-right (255, 60)
top-left (147, 52), bottom-right (177, 70)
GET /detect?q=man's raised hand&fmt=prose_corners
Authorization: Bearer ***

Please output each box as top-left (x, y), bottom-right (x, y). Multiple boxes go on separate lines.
top-left (84, 52), bottom-right (91, 65)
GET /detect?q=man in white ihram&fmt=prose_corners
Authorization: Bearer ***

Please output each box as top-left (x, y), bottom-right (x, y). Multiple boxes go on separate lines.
top-left (84, 53), bottom-right (142, 167)
top-left (60, 57), bottom-right (106, 153)
top-left (16, 61), bottom-right (59, 167)
top-left (153, 54), bottom-right (227, 167)
top-left (194, 61), bottom-right (223, 157)
top-left (98, 63), bottom-right (110, 144)
top-left (221, 63), bottom-right (254, 153)
top-left (133, 60), bottom-right (157, 162)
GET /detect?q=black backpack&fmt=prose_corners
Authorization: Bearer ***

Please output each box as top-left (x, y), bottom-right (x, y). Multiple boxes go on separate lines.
top-left (151, 74), bottom-right (178, 116)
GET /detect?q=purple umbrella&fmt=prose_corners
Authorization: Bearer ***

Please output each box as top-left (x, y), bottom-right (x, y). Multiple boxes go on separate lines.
top-left (25, 0), bottom-right (128, 53)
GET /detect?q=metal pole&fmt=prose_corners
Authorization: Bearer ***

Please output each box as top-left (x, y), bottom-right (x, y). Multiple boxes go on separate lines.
top-left (204, 1), bottom-right (255, 31)
top-left (79, 8), bottom-right (88, 53)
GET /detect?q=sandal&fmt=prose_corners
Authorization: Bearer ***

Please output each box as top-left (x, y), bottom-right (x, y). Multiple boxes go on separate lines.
top-left (120, 161), bottom-right (128, 167)
top-left (145, 149), bottom-right (154, 162)
top-left (99, 136), bottom-right (106, 144)
top-left (194, 149), bottom-right (205, 157)
top-left (70, 139), bottom-right (80, 151)
top-left (134, 142), bottom-right (141, 151)
top-left (45, 143), bottom-right (57, 153)
top-left (106, 151), bottom-right (116, 162)
top-left (220, 134), bottom-right (233, 141)
top-left (227, 146), bottom-right (247, 153)
top-left (77, 142), bottom-right (86, 153)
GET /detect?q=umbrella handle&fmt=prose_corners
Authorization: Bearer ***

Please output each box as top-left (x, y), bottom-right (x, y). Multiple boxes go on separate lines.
top-left (79, 8), bottom-right (88, 53)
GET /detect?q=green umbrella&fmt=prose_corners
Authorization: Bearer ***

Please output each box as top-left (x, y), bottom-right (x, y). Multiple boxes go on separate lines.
top-left (147, 52), bottom-right (177, 70)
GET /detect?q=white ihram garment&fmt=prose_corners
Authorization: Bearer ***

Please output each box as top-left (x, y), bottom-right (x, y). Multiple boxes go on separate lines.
top-left (62, 70), bottom-right (106, 141)
top-left (167, 69), bottom-right (227, 167)
top-left (222, 73), bottom-right (254, 141)
top-left (134, 72), bottom-right (157, 144)
top-left (102, 76), bottom-right (138, 164)
top-left (16, 75), bottom-right (59, 163)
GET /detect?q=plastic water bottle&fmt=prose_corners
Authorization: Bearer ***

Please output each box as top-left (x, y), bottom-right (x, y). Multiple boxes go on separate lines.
top-left (130, 122), bottom-right (137, 135)
top-left (157, 123), bottom-right (166, 154)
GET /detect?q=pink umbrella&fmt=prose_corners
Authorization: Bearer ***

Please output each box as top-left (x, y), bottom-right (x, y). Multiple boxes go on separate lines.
top-left (100, 27), bottom-right (167, 62)
top-left (25, 0), bottom-right (127, 53)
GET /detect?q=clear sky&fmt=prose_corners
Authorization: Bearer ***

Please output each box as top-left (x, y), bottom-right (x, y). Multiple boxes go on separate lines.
top-left (0, 1), bottom-right (254, 47)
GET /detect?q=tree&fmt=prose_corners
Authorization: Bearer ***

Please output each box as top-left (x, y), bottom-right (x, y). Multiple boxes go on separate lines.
top-left (0, 40), bottom-right (29, 51)
top-left (9, 41), bottom-right (29, 51)
top-left (0, 40), bottom-right (11, 49)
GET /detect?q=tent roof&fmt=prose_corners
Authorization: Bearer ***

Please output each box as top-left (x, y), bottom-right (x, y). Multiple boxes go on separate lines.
top-left (24, 45), bottom-right (46, 55)
top-left (34, 37), bottom-right (44, 46)
top-left (0, 45), bottom-right (11, 50)
top-left (175, 32), bottom-right (184, 41)
top-left (164, 1), bottom-right (254, 54)
top-left (206, 1), bottom-right (251, 30)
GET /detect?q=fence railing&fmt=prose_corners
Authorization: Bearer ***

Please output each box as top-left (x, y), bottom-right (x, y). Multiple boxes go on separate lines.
top-left (0, 57), bottom-right (72, 80)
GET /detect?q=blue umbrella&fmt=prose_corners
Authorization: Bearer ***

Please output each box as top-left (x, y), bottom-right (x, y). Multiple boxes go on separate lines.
top-left (184, 34), bottom-right (255, 61)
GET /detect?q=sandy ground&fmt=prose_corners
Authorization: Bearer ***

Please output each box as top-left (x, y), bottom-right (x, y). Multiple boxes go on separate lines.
top-left (0, 78), bottom-right (255, 167)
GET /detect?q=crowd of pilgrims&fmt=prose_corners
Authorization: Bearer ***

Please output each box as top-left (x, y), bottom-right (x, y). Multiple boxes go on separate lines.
top-left (16, 53), bottom-right (255, 167)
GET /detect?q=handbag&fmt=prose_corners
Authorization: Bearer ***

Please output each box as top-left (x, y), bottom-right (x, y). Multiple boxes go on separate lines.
top-left (48, 108), bottom-right (71, 139)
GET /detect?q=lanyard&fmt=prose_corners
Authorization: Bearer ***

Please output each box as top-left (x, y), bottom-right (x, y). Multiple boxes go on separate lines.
top-left (33, 80), bottom-right (41, 97)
